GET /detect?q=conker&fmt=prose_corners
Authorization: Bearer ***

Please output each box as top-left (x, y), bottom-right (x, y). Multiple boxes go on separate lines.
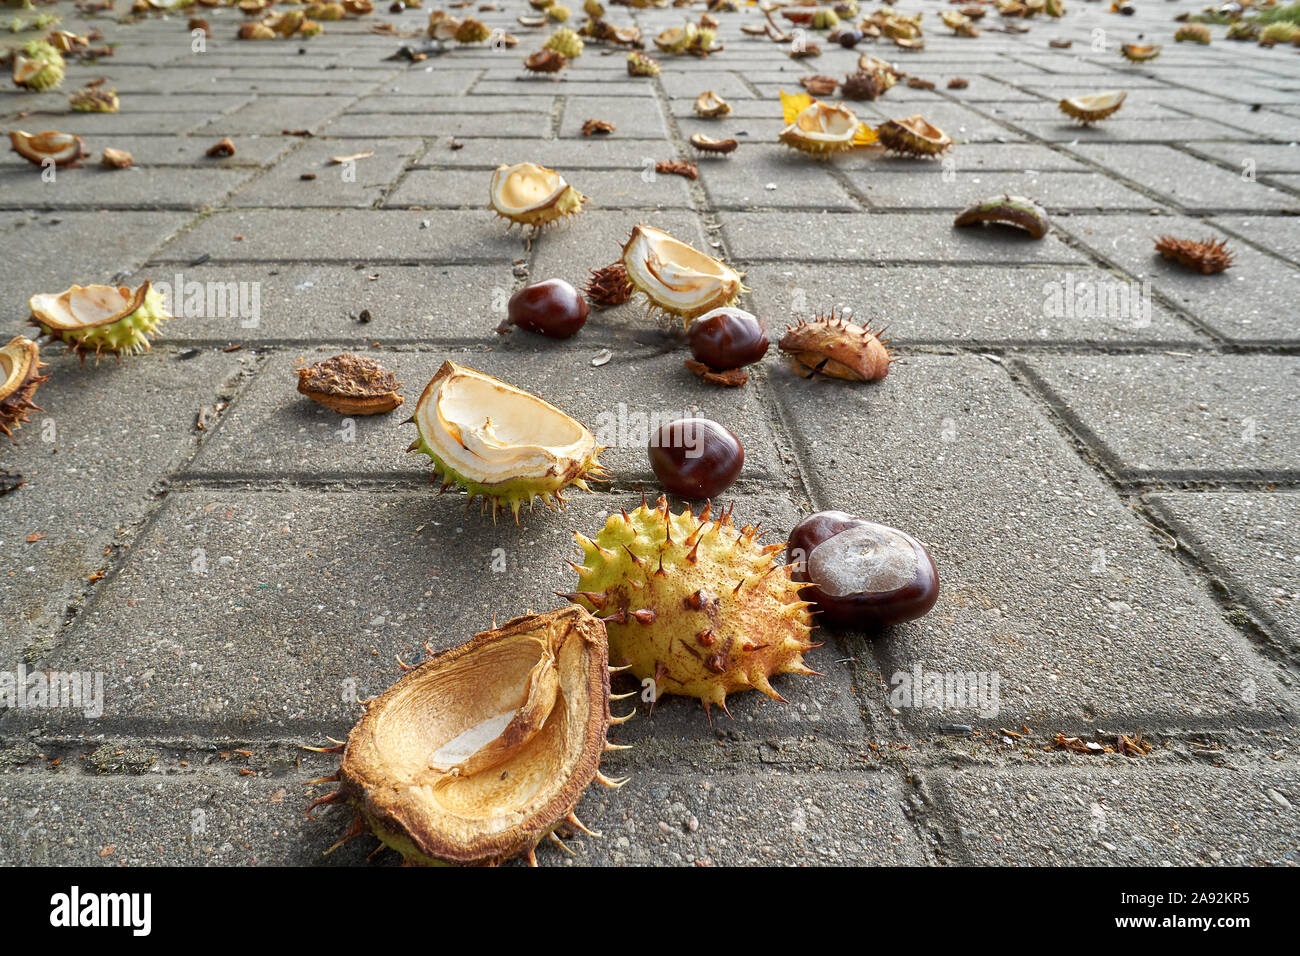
top-left (788, 511), bottom-right (938, 630)
top-left (505, 279), bottom-right (589, 338)
top-left (648, 418), bottom-right (744, 499)
top-left (687, 307), bottom-right (769, 371)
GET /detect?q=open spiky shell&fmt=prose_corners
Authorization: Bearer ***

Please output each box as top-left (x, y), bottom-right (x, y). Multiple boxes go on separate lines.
top-left (779, 310), bottom-right (895, 381)
top-left (28, 281), bottom-right (172, 362)
top-left (1058, 90), bottom-right (1127, 125)
top-left (875, 115), bottom-right (953, 158)
top-left (309, 606), bottom-right (633, 866)
top-left (407, 361), bottom-right (609, 521)
top-left (0, 336), bottom-right (49, 441)
top-left (564, 495), bottom-right (819, 717)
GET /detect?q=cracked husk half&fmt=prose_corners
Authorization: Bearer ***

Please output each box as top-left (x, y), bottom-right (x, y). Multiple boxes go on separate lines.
top-left (1058, 89), bottom-right (1126, 125)
top-left (408, 361), bottom-right (608, 520)
top-left (777, 91), bottom-right (876, 155)
top-left (9, 129), bottom-right (86, 167)
top-left (28, 281), bottom-right (172, 360)
top-left (0, 336), bottom-right (49, 440)
top-left (564, 496), bottom-right (819, 717)
top-left (312, 606), bottom-right (631, 866)
top-left (489, 162), bottom-right (585, 230)
top-left (620, 224), bottom-right (744, 324)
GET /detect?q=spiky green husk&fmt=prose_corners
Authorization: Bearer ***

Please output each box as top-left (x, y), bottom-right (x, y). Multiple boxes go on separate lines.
top-left (546, 3), bottom-right (570, 21)
top-left (32, 287), bottom-right (171, 360)
top-left (69, 87), bottom-right (118, 112)
top-left (407, 433), bottom-right (606, 520)
top-left (1174, 23), bottom-right (1210, 44)
top-left (14, 38), bottom-right (63, 90)
top-left (493, 183), bottom-right (585, 229)
top-left (626, 50), bottom-right (658, 75)
top-left (777, 127), bottom-right (855, 155)
top-left (455, 16), bottom-right (490, 43)
top-left (565, 497), bottom-right (817, 715)
top-left (544, 26), bottom-right (583, 57)
top-left (811, 9), bottom-right (839, 29)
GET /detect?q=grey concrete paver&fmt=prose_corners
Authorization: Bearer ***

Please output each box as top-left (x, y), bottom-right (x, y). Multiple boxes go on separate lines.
top-left (742, 263), bottom-right (1204, 346)
top-left (1054, 214), bottom-right (1300, 344)
top-left (1147, 492), bottom-right (1300, 652)
top-left (935, 767), bottom-right (1300, 866)
top-left (0, 351), bottom-right (248, 654)
top-left (1020, 355), bottom-right (1300, 480)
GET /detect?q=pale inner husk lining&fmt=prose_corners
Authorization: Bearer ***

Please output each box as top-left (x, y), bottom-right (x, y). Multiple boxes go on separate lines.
top-left (429, 710), bottom-right (517, 770)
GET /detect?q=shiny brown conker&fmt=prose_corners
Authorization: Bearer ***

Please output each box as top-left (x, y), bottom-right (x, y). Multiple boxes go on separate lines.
top-left (506, 279), bottom-right (589, 339)
top-left (788, 511), bottom-right (938, 630)
top-left (687, 307), bottom-right (769, 371)
top-left (648, 418), bottom-right (744, 499)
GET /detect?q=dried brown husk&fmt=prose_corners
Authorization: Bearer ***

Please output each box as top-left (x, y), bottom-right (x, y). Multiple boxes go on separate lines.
top-left (585, 261), bottom-right (633, 308)
top-left (779, 311), bottom-right (894, 382)
top-left (525, 47), bottom-right (569, 72)
top-left (1153, 235), bottom-right (1234, 274)
top-left (9, 130), bottom-right (87, 167)
top-left (313, 605), bottom-right (627, 866)
top-left (0, 336), bottom-right (49, 441)
top-left (689, 133), bottom-right (739, 155)
top-left (296, 353), bottom-right (404, 415)
top-left (876, 114), bottom-right (952, 157)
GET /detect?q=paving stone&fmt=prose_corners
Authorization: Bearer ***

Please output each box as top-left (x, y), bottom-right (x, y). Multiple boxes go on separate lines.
top-left (1211, 214), bottom-right (1300, 267)
top-left (559, 96), bottom-right (669, 139)
top-left (203, 95), bottom-right (362, 136)
top-left (1055, 214), bottom-right (1300, 344)
top-left (1184, 142), bottom-right (1300, 176)
top-left (0, 774), bottom-right (344, 866)
top-left (150, 209), bottom-right (526, 263)
top-left (189, 348), bottom-right (784, 481)
top-left (0, 211), bottom-right (199, 312)
top-left (774, 354), bottom-right (1288, 728)
top-left (1020, 354), bottom-right (1300, 480)
top-left (541, 771), bottom-right (926, 866)
top-left (0, 351), bottom-right (247, 654)
top-left (697, 145), bottom-right (859, 211)
top-left (0, 765), bottom-right (925, 866)
top-left (720, 211), bottom-right (1089, 263)
top-left (854, 169), bottom-right (1159, 212)
top-left (935, 767), bottom-right (1300, 866)
top-left (1062, 144), bottom-right (1300, 213)
top-left (836, 142), bottom-right (1092, 173)
top-left (1013, 118), bottom-right (1251, 143)
top-left (386, 167), bottom-right (695, 210)
top-left (322, 109), bottom-right (552, 138)
top-left (0, 134), bottom-right (303, 169)
top-left (152, 263), bottom-right (514, 345)
top-left (226, 138), bottom-right (425, 208)
top-left (25, 490), bottom-right (847, 739)
top-left (411, 136), bottom-right (662, 169)
top-left (345, 94), bottom-right (556, 115)
top-left (743, 263), bottom-right (1202, 345)
top-left (1146, 492), bottom-right (1300, 650)
top-left (0, 166), bottom-right (255, 211)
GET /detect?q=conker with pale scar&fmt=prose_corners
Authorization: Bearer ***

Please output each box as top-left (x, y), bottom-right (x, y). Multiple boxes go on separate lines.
top-left (789, 511), bottom-right (938, 629)
top-left (648, 418), bottom-right (743, 499)
top-left (687, 307), bottom-right (769, 371)
top-left (505, 279), bottom-right (589, 338)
